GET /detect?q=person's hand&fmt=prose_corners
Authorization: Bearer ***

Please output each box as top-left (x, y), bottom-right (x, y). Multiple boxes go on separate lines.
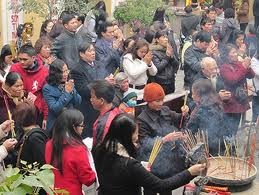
top-left (188, 163), bottom-right (207, 176)
top-left (242, 57), bottom-right (251, 69)
top-left (218, 90), bottom-right (231, 101)
top-left (239, 43), bottom-right (247, 55)
top-left (65, 79), bottom-right (74, 93)
top-left (181, 105), bottom-right (189, 116)
top-left (42, 120), bottom-right (47, 130)
top-left (143, 51), bottom-right (153, 66)
top-left (3, 138), bottom-right (17, 151)
top-left (46, 55), bottom-right (56, 65)
top-left (105, 74), bottom-right (115, 85)
top-left (0, 120), bottom-right (14, 134)
top-left (163, 131), bottom-right (183, 143)
top-left (166, 44), bottom-right (173, 57)
top-left (113, 39), bottom-right (122, 50)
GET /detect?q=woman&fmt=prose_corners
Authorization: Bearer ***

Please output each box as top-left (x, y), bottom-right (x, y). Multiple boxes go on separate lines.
top-left (0, 72), bottom-right (25, 124)
top-left (13, 101), bottom-right (47, 167)
top-left (231, 30), bottom-right (247, 61)
top-left (93, 113), bottom-right (206, 195)
top-left (45, 109), bottom-right (96, 195)
top-left (152, 30), bottom-right (178, 94)
top-left (237, 0), bottom-right (249, 32)
top-left (187, 79), bottom-right (229, 155)
top-left (0, 45), bottom-right (14, 82)
top-left (34, 37), bottom-right (54, 68)
top-left (39, 19), bottom-right (54, 38)
top-left (220, 44), bottom-right (254, 136)
top-left (123, 39), bottom-right (157, 101)
top-left (43, 59), bottom-right (81, 135)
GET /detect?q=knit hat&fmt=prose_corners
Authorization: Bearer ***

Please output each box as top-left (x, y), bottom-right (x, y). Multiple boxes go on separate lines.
top-left (122, 90), bottom-right (137, 103)
top-left (143, 83), bottom-right (165, 102)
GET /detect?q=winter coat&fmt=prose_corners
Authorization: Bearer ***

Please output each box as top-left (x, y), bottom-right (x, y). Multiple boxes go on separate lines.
top-left (123, 53), bottom-right (157, 100)
top-left (220, 62), bottom-right (255, 113)
top-left (43, 84), bottom-right (82, 134)
top-left (93, 106), bottom-right (121, 147)
top-left (95, 38), bottom-right (121, 74)
top-left (253, 0), bottom-right (259, 16)
top-left (219, 18), bottom-right (240, 44)
top-left (45, 140), bottom-right (96, 195)
top-left (152, 45), bottom-right (178, 85)
top-left (237, 2), bottom-right (249, 24)
top-left (70, 59), bottom-right (108, 138)
top-left (137, 106), bottom-right (187, 179)
top-left (48, 21), bottom-right (65, 40)
top-left (183, 45), bottom-right (208, 88)
top-left (187, 103), bottom-right (230, 155)
top-left (181, 13), bottom-right (200, 37)
top-left (52, 30), bottom-right (83, 70)
top-left (10, 59), bottom-right (49, 120)
top-left (83, 10), bottom-right (98, 43)
top-left (93, 143), bottom-right (194, 195)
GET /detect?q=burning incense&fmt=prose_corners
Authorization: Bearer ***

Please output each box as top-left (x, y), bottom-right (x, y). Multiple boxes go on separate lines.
top-left (113, 67), bottom-right (120, 77)
top-left (3, 95), bottom-right (16, 138)
top-left (179, 91), bottom-right (188, 129)
top-left (148, 137), bottom-right (163, 168)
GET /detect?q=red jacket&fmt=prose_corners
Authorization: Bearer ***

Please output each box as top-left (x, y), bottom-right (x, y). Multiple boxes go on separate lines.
top-left (220, 62), bottom-right (254, 113)
top-left (10, 58), bottom-right (49, 119)
top-left (45, 140), bottom-right (96, 195)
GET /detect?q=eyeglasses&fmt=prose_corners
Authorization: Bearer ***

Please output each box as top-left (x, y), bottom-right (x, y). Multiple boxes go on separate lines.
top-left (77, 124), bottom-right (85, 128)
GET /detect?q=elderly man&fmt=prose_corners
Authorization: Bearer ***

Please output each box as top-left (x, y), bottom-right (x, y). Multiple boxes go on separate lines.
top-left (113, 72), bottom-right (129, 106)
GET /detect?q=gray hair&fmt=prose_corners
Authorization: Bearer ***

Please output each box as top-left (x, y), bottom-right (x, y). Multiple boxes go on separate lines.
top-left (114, 72), bottom-right (128, 84)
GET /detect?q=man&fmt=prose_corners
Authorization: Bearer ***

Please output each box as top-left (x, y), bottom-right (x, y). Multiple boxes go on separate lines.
top-left (95, 21), bottom-right (122, 74)
top-left (183, 31), bottom-right (211, 89)
top-left (49, 10), bottom-right (68, 39)
top-left (90, 80), bottom-right (120, 146)
top-left (71, 41), bottom-right (110, 138)
top-left (52, 13), bottom-right (90, 70)
top-left (10, 45), bottom-right (48, 129)
top-left (215, 2), bottom-right (225, 26)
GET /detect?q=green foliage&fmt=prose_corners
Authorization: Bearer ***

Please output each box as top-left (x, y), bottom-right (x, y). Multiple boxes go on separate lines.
top-left (0, 162), bottom-right (68, 195)
top-left (114, 0), bottom-right (170, 26)
top-left (63, 0), bottom-right (99, 16)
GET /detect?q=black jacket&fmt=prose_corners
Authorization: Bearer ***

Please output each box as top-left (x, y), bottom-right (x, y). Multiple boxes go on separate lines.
top-left (94, 151), bottom-right (193, 195)
top-left (152, 46), bottom-right (178, 84)
top-left (181, 13), bottom-right (200, 37)
top-left (254, 0), bottom-right (259, 16)
top-left (137, 106), bottom-right (187, 178)
top-left (71, 59), bottom-right (108, 138)
top-left (183, 45), bottom-right (208, 88)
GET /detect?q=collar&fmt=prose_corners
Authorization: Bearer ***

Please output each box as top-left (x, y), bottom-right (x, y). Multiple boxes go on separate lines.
top-left (116, 143), bottom-right (130, 158)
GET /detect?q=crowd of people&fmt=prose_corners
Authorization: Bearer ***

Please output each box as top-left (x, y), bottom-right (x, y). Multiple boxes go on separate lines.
top-left (0, 0), bottom-right (259, 194)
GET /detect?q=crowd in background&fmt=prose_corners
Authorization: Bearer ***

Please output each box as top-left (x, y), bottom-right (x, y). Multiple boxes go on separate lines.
top-left (0, 0), bottom-right (259, 194)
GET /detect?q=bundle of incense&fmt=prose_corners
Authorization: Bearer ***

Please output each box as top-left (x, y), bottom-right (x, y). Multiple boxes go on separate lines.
top-left (113, 67), bottom-right (120, 77)
top-left (148, 137), bottom-right (163, 168)
top-left (3, 95), bottom-right (16, 138)
top-left (179, 91), bottom-right (188, 129)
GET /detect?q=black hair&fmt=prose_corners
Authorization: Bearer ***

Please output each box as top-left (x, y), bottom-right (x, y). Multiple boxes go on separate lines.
top-left (231, 29), bottom-right (245, 45)
top-left (193, 30), bottom-right (211, 43)
top-left (50, 109), bottom-right (85, 174)
top-left (59, 10), bottom-right (70, 20)
top-left (18, 44), bottom-right (37, 56)
top-left (62, 14), bottom-right (76, 25)
top-left (40, 19), bottom-right (53, 37)
top-left (47, 59), bottom-right (66, 86)
top-left (5, 72), bottom-right (22, 87)
top-left (152, 7), bottom-right (165, 23)
top-left (0, 44), bottom-right (12, 70)
top-left (93, 113), bottom-right (137, 166)
top-left (89, 80), bottom-right (115, 103)
top-left (224, 8), bottom-right (235, 19)
top-left (214, 2), bottom-right (224, 10)
top-left (96, 21), bottom-right (113, 38)
top-left (77, 15), bottom-right (85, 24)
top-left (154, 30), bottom-right (167, 39)
top-left (123, 37), bottom-right (135, 52)
top-left (200, 17), bottom-right (213, 27)
top-left (206, 6), bottom-right (217, 14)
top-left (144, 30), bottom-right (155, 44)
top-left (78, 41), bottom-right (92, 53)
top-left (130, 39), bottom-right (149, 60)
top-left (220, 43), bottom-right (237, 63)
top-left (93, 1), bottom-right (106, 12)
top-left (184, 5), bottom-right (193, 14)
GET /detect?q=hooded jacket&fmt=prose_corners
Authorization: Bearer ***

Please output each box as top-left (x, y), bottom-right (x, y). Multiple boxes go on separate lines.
top-left (220, 18), bottom-right (240, 44)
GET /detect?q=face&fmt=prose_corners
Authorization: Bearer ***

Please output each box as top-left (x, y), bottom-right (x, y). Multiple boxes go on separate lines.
top-left (113, 24), bottom-right (120, 37)
top-left (62, 64), bottom-right (70, 83)
top-left (202, 61), bottom-right (218, 78)
top-left (157, 35), bottom-right (168, 48)
top-left (235, 35), bottom-right (244, 48)
top-left (90, 89), bottom-right (103, 110)
top-left (18, 53), bottom-right (35, 69)
top-left (64, 18), bottom-right (78, 32)
top-left (132, 126), bottom-right (139, 144)
top-left (120, 79), bottom-right (129, 92)
top-left (9, 79), bottom-right (24, 97)
top-left (228, 48), bottom-right (238, 63)
top-left (196, 41), bottom-right (210, 52)
top-left (216, 8), bottom-right (223, 15)
top-left (4, 55), bottom-right (13, 65)
top-left (207, 11), bottom-right (217, 21)
top-left (80, 45), bottom-right (95, 63)
top-left (148, 99), bottom-right (164, 111)
top-left (202, 22), bottom-right (213, 32)
top-left (45, 21), bottom-right (54, 33)
top-left (40, 44), bottom-right (51, 58)
top-left (101, 26), bottom-right (114, 41)
top-left (136, 46), bottom-right (148, 59)
top-left (74, 122), bottom-right (84, 135)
